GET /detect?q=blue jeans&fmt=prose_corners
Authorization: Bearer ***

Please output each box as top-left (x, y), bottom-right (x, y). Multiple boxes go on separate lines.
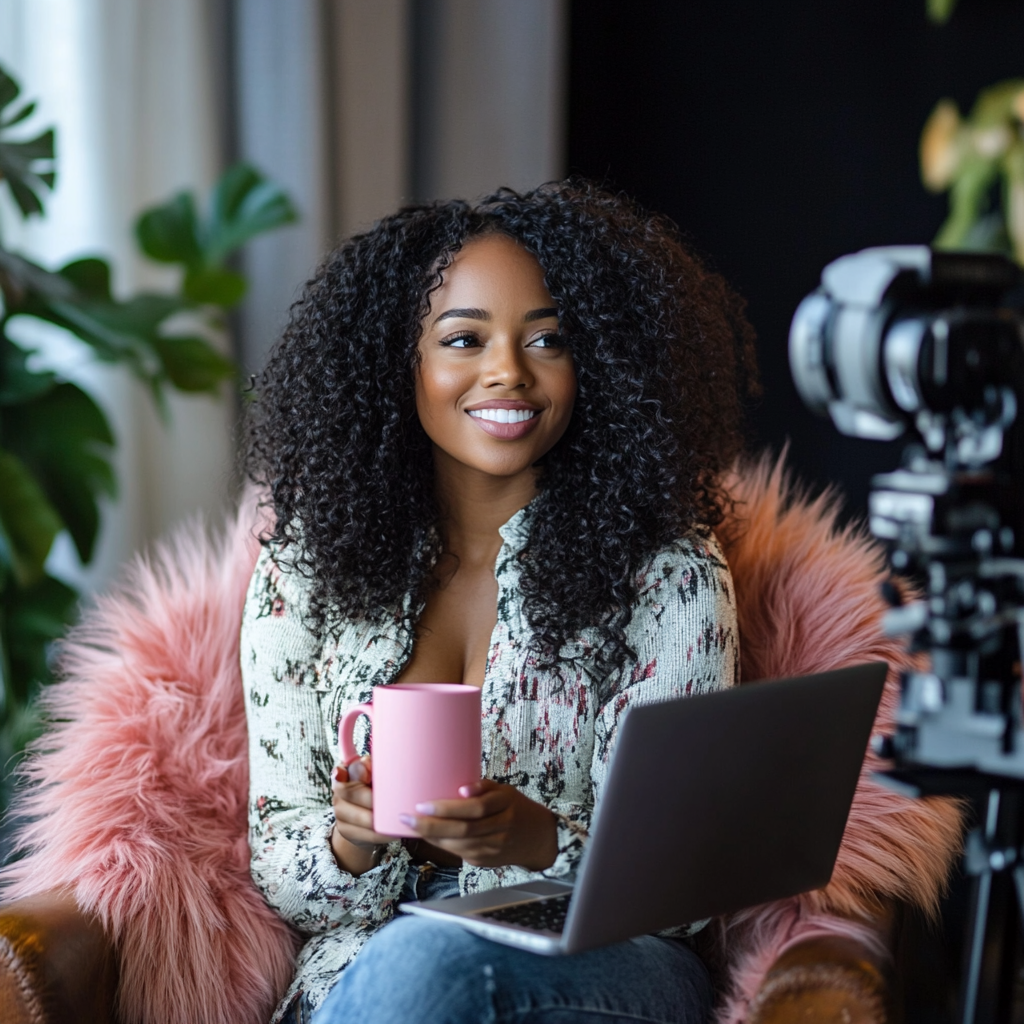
top-left (303, 863), bottom-right (712, 1024)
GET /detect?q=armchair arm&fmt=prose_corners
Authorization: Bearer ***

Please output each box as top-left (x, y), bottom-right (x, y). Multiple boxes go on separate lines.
top-left (0, 891), bottom-right (118, 1024)
top-left (748, 934), bottom-right (891, 1024)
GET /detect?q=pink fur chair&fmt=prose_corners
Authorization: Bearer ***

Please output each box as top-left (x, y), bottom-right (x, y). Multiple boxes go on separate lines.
top-left (0, 455), bottom-right (963, 1024)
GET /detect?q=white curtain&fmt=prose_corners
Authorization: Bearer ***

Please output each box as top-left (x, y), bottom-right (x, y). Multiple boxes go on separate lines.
top-left (0, 0), bottom-right (233, 591)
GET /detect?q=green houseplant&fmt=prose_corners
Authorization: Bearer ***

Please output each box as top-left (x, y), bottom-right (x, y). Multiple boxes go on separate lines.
top-left (920, 78), bottom-right (1024, 264)
top-left (0, 63), bottom-right (297, 787)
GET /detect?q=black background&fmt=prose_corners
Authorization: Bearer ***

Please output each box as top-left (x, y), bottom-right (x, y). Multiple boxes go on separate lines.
top-left (568, 0), bottom-right (1024, 518)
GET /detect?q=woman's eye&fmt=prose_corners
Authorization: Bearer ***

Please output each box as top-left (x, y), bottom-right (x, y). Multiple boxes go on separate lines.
top-left (529, 333), bottom-right (567, 349)
top-left (440, 333), bottom-right (480, 349)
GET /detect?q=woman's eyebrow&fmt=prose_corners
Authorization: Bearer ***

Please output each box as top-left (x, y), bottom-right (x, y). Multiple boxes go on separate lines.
top-left (434, 307), bottom-right (489, 325)
top-left (524, 307), bottom-right (558, 322)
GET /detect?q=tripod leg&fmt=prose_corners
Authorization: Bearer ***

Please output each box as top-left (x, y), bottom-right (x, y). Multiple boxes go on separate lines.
top-left (1013, 864), bottom-right (1024, 932)
top-left (958, 791), bottom-right (1023, 1024)
top-left (960, 860), bottom-right (994, 1024)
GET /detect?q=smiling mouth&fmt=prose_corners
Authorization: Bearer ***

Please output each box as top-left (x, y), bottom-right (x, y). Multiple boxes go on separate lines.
top-left (467, 408), bottom-right (539, 424)
top-left (465, 407), bottom-right (541, 439)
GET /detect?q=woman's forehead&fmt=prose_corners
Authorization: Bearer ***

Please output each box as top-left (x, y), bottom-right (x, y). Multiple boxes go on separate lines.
top-left (426, 236), bottom-right (553, 315)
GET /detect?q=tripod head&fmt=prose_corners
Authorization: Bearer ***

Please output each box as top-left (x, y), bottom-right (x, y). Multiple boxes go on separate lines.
top-left (789, 246), bottom-right (1024, 782)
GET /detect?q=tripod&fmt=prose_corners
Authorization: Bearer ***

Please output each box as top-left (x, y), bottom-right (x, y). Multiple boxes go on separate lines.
top-left (883, 766), bottom-right (1024, 1024)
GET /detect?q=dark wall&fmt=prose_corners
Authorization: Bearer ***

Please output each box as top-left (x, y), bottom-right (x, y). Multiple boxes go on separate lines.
top-left (568, 0), bottom-right (1024, 517)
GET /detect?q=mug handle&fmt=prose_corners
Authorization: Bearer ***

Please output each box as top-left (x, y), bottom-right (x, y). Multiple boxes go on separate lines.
top-left (338, 703), bottom-right (373, 765)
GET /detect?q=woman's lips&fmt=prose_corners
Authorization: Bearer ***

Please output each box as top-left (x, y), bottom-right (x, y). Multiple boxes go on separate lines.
top-left (466, 408), bottom-right (541, 439)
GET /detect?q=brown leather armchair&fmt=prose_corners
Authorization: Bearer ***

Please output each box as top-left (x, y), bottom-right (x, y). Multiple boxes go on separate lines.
top-left (0, 893), bottom-right (117, 1024)
top-left (0, 892), bottom-right (890, 1024)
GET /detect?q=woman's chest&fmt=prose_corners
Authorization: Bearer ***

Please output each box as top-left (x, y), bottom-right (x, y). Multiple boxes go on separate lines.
top-left (394, 564), bottom-right (499, 688)
top-left (316, 618), bottom-right (600, 796)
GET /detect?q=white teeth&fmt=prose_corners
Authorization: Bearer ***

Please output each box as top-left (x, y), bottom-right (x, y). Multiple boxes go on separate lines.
top-left (468, 408), bottom-right (538, 424)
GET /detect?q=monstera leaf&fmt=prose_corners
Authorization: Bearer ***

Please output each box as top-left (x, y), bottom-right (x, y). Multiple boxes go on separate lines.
top-left (0, 66), bottom-right (55, 217)
top-left (137, 162), bottom-right (298, 307)
top-left (0, 448), bottom-right (63, 588)
top-left (2, 382), bottom-right (116, 565)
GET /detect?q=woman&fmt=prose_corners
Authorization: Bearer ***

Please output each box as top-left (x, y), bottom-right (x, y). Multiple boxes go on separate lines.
top-left (243, 181), bottom-right (758, 1024)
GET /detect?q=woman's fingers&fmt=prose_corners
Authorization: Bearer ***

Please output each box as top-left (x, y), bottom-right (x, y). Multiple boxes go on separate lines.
top-left (336, 781), bottom-right (374, 810)
top-left (413, 782), bottom-right (506, 820)
top-left (333, 797), bottom-right (394, 846)
top-left (336, 822), bottom-right (394, 847)
top-left (400, 806), bottom-right (511, 839)
top-left (332, 758), bottom-right (395, 845)
top-left (346, 755), bottom-right (372, 784)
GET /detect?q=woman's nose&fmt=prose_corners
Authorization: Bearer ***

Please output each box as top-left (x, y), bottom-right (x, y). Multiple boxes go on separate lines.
top-left (480, 337), bottom-right (534, 389)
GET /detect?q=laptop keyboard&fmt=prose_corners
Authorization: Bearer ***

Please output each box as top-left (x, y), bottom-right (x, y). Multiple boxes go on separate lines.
top-left (478, 894), bottom-right (571, 934)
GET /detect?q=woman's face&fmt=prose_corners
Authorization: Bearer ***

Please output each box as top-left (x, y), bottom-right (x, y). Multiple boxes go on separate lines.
top-left (415, 234), bottom-right (576, 483)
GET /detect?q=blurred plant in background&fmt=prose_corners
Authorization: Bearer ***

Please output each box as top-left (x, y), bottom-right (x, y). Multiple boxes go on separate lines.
top-left (921, 79), bottom-right (1024, 265)
top-left (926, 0), bottom-right (959, 24)
top-left (0, 63), bottom-right (296, 793)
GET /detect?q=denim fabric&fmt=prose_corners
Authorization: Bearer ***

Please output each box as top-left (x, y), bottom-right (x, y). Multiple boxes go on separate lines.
top-left (400, 861), bottom-right (462, 904)
top-left (279, 863), bottom-right (470, 1024)
top-left (309, 863), bottom-right (712, 1024)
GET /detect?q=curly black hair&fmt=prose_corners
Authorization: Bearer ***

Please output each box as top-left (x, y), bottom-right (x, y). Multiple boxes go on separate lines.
top-left (246, 179), bottom-right (759, 679)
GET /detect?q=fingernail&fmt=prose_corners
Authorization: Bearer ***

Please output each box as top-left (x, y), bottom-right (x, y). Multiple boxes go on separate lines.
top-left (414, 802), bottom-right (435, 815)
top-left (459, 786), bottom-right (473, 798)
top-left (399, 813), bottom-right (417, 828)
top-left (348, 762), bottom-right (366, 783)
top-left (333, 765), bottom-right (346, 783)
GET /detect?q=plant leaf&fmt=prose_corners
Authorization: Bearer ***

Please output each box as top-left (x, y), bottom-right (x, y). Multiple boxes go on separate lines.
top-left (926, 0), bottom-right (958, 23)
top-left (153, 336), bottom-right (235, 392)
top-left (1, 100), bottom-right (36, 130)
top-left (0, 248), bottom-right (77, 310)
top-left (0, 448), bottom-right (62, 585)
top-left (4, 573), bottom-right (78, 698)
top-left (0, 334), bottom-right (55, 405)
top-left (0, 128), bottom-right (56, 218)
top-left (183, 265), bottom-right (247, 307)
top-left (32, 297), bottom-right (158, 373)
top-left (3, 172), bottom-right (44, 218)
top-left (203, 164), bottom-right (298, 265)
top-left (59, 257), bottom-right (113, 301)
top-left (135, 192), bottom-right (203, 266)
top-left (86, 292), bottom-right (189, 336)
top-left (935, 156), bottom-right (1000, 250)
top-left (0, 66), bottom-right (19, 115)
top-left (969, 79), bottom-right (1024, 126)
top-left (2, 384), bottom-right (116, 564)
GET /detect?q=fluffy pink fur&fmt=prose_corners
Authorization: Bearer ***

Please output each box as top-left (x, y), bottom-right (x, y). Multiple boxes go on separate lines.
top-left (1, 500), bottom-right (298, 1024)
top-left (0, 454), bottom-right (964, 1024)
top-left (713, 454), bottom-right (964, 1023)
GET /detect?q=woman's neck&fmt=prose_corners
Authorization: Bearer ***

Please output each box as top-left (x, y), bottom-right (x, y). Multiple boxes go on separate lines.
top-left (432, 447), bottom-right (538, 568)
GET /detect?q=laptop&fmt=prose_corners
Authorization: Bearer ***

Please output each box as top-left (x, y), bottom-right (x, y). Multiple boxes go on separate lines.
top-left (400, 662), bottom-right (888, 955)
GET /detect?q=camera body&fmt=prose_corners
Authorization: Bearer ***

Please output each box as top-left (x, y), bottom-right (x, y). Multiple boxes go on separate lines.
top-left (789, 246), bottom-right (1024, 783)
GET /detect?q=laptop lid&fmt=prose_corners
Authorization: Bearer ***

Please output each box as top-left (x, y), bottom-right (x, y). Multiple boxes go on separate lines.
top-left (561, 662), bottom-right (888, 952)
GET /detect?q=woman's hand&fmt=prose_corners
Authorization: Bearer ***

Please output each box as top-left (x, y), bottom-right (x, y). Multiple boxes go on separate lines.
top-left (398, 780), bottom-right (558, 871)
top-left (330, 756), bottom-right (396, 876)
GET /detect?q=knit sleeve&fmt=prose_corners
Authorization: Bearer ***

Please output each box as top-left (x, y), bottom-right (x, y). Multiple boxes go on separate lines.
top-left (241, 546), bottom-right (410, 934)
top-left (543, 533), bottom-right (739, 881)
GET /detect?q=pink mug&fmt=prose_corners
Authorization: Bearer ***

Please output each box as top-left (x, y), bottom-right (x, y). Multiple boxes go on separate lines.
top-left (337, 683), bottom-right (482, 837)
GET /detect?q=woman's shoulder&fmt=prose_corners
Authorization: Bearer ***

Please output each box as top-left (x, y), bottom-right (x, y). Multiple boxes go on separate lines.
top-left (243, 540), bottom-right (317, 627)
top-left (635, 528), bottom-right (731, 586)
top-left (629, 528), bottom-right (734, 621)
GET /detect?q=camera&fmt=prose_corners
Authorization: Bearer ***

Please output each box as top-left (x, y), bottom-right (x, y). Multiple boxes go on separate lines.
top-left (790, 246), bottom-right (1024, 782)
top-left (790, 246), bottom-right (1024, 1023)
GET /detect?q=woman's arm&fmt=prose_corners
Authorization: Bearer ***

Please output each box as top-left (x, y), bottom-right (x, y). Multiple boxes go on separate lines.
top-left (242, 547), bottom-right (409, 931)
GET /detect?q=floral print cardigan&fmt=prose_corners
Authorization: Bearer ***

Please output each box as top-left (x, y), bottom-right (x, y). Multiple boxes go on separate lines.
top-left (242, 504), bottom-right (739, 1020)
